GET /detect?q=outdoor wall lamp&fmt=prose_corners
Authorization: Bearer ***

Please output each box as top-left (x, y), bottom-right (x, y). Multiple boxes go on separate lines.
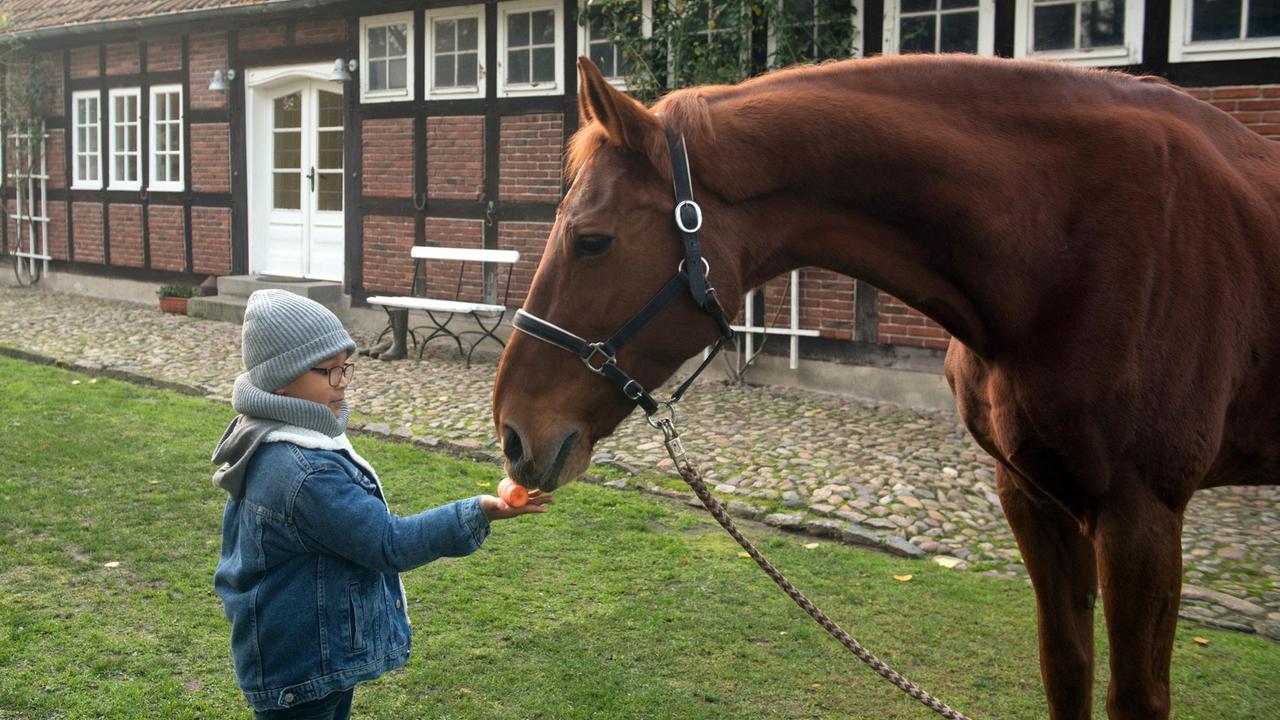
top-left (208, 68), bottom-right (237, 92)
top-left (328, 59), bottom-right (358, 82)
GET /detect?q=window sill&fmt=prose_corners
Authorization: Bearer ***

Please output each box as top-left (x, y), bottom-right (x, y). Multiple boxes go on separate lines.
top-left (1169, 40), bottom-right (1280, 64)
top-left (360, 89), bottom-right (414, 104)
top-left (497, 83), bottom-right (561, 98)
top-left (1020, 46), bottom-right (1139, 67)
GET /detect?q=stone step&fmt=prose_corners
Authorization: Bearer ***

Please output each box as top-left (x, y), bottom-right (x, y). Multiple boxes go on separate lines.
top-left (187, 295), bottom-right (251, 324)
top-left (215, 274), bottom-right (343, 304)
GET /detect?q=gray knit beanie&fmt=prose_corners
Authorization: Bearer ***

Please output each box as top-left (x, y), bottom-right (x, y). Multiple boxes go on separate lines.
top-left (242, 289), bottom-right (356, 392)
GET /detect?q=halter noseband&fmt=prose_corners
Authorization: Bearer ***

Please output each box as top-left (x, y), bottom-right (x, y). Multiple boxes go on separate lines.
top-left (511, 126), bottom-right (735, 417)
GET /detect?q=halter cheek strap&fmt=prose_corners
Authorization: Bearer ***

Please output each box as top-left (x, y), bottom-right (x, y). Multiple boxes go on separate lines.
top-left (511, 127), bottom-right (734, 417)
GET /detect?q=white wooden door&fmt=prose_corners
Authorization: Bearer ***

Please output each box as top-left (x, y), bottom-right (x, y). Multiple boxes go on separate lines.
top-left (260, 80), bottom-right (344, 280)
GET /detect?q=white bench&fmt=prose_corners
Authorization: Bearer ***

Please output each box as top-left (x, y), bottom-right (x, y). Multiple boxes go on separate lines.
top-left (366, 246), bottom-right (520, 366)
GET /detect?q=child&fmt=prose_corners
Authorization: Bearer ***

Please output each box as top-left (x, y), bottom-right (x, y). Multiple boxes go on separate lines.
top-left (212, 289), bottom-right (550, 719)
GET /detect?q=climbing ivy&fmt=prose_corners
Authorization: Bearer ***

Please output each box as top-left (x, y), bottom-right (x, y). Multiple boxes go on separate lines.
top-left (581, 0), bottom-right (859, 103)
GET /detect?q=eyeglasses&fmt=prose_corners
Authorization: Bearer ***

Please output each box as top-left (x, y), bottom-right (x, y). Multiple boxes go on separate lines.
top-left (309, 362), bottom-right (355, 388)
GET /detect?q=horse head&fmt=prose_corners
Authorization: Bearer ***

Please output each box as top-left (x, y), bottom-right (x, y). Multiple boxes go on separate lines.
top-left (492, 57), bottom-right (744, 492)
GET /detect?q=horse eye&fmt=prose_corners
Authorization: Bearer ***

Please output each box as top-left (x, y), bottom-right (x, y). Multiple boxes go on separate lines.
top-left (573, 234), bottom-right (615, 257)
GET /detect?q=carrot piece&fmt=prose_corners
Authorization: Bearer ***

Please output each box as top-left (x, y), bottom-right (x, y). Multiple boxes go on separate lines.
top-left (498, 477), bottom-right (529, 508)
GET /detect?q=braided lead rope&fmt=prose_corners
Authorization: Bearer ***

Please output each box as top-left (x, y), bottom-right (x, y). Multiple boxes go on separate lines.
top-left (656, 418), bottom-right (973, 720)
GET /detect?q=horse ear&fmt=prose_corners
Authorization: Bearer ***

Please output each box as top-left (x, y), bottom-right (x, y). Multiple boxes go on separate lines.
top-left (577, 55), bottom-right (657, 151)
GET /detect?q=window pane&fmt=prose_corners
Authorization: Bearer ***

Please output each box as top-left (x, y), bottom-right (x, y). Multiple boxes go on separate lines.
top-left (369, 59), bottom-right (387, 91)
top-left (317, 173), bottom-right (343, 211)
top-left (941, 0), bottom-right (978, 7)
top-left (940, 11), bottom-right (979, 52)
top-left (274, 131), bottom-right (301, 170)
top-left (155, 125), bottom-right (167, 154)
top-left (274, 172), bottom-right (300, 210)
top-left (115, 125), bottom-right (126, 153)
top-left (318, 130), bottom-right (343, 169)
top-left (1080, 0), bottom-right (1123, 48)
top-left (388, 58), bottom-right (407, 89)
top-left (369, 26), bottom-right (387, 58)
top-left (89, 100), bottom-right (98, 124)
top-left (77, 100), bottom-right (87, 125)
top-left (589, 41), bottom-right (616, 76)
top-left (457, 52), bottom-right (478, 85)
top-left (532, 47), bottom-right (555, 82)
top-left (78, 156), bottom-right (87, 180)
top-left (168, 93), bottom-right (180, 120)
top-left (532, 10), bottom-right (556, 44)
top-left (1034, 4), bottom-right (1076, 50)
top-left (1248, 0), bottom-right (1280, 37)
top-left (790, 0), bottom-right (817, 19)
top-left (88, 131), bottom-right (98, 153)
top-left (115, 155), bottom-right (125, 182)
top-left (319, 91), bottom-right (343, 127)
top-left (1192, 0), bottom-right (1242, 40)
top-left (509, 12), bottom-right (530, 47)
top-left (901, 0), bottom-right (936, 13)
top-left (437, 20), bottom-right (457, 52)
top-left (899, 15), bottom-right (937, 52)
top-left (459, 18), bottom-right (479, 51)
top-left (388, 24), bottom-right (407, 56)
top-left (508, 48), bottom-right (530, 83)
top-left (274, 93), bottom-right (301, 129)
top-left (436, 54), bottom-right (457, 87)
top-left (167, 155), bottom-right (180, 182)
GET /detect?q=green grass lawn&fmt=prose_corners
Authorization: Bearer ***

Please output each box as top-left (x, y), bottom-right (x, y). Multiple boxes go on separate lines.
top-left (0, 354), bottom-right (1275, 719)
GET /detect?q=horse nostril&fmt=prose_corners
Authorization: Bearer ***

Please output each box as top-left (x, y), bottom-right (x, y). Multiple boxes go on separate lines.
top-left (502, 424), bottom-right (524, 466)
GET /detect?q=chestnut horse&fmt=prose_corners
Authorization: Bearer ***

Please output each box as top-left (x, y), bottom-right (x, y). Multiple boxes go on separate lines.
top-left (492, 55), bottom-right (1280, 719)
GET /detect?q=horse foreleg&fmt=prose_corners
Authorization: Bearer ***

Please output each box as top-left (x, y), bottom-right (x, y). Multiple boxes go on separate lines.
top-left (998, 464), bottom-right (1098, 720)
top-left (1094, 487), bottom-right (1183, 720)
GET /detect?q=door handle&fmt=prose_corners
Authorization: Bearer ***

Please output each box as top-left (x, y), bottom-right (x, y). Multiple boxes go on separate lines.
top-left (307, 166), bottom-right (316, 192)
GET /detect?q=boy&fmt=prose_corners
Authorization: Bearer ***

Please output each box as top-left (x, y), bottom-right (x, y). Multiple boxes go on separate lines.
top-left (212, 289), bottom-right (549, 719)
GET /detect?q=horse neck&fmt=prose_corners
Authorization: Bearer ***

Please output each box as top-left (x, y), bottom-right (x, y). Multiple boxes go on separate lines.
top-left (688, 59), bottom-right (1081, 356)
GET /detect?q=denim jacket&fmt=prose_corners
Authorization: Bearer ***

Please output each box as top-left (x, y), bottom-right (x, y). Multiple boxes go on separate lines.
top-left (212, 421), bottom-right (490, 711)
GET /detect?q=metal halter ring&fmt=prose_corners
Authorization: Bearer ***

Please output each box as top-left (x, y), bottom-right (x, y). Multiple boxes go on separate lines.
top-left (645, 401), bottom-right (677, 428)
top-left (677, 257), bottom-right (711, 280)
top-left (581, 343), bottom-right (616, 374)
top-left (674, 200), bottom-right (703, 234)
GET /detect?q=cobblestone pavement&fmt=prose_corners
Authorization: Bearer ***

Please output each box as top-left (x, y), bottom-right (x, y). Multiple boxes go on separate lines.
top-left (1, 286), bottom-right (1276, 639)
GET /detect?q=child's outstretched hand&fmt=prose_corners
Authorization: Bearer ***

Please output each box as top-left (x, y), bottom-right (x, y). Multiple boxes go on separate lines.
top-left (480, 479), bottom-right (553, 520)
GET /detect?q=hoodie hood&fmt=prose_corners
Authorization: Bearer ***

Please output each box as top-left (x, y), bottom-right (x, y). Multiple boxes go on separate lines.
top-left (211, 415), bottom-right (287, 499)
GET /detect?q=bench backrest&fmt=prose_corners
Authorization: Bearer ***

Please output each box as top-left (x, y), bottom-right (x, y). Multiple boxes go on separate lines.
top-left (411, 246), bottom-right (519, 264)
top-left (410, 245), bottom-right (521, 306)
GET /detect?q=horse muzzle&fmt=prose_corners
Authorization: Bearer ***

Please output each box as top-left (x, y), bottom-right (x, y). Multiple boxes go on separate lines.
top-left (501, 422), bottom-right (585, 491)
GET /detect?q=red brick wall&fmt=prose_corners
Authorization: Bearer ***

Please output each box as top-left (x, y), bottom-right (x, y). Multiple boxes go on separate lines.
top-left (362, 215), bottom-right (416, 294)
top-left (72, 202), bottom-right (104, 264)
top-left (69, 47), bottom-right (99, 79)
top-left (105, 43), bottom-right (140, 75)
top-left (424, 218), bottom-right (486, 303)
top-left (149, 205), bottom-right (186, 272)
top-left (109, 204), bottom-right (144, 268)
top-left (498, 221), bottom-right (552, 305)
top-left (147, 37), bottom-right (183, 72)
top-left (189, 32), bottom-right (228, 110)
top-left (1189, 85), bottom-right (1280, 139)
top-left (427, 116), bottom-right (484, 200)
top-left (191, 206), bottom-right (231, 274)
top-left (38, 51), bottom-right (65, 117)
top-left (46, 129), bottom-right (66, 190)
top-left (745, 269), bottom-right (856, 341)
top-left (499, 114), bottom-right (562, 203)
top-left (362, 118), bottom-right (414, 197)
top-left (47, 202), bottom-right (69, 261)
top-left (296, 18), bottom-right (349, 45)
top-left (878, 295), bottom-right (950, 350)
top-left (238, 24), bottom-right (288, 51)
top-left (191, 123), bottom-right (230, 192)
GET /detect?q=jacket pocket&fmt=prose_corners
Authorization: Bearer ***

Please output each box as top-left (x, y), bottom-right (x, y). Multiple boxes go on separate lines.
top-left (347, 581), bottom-right (366, 653)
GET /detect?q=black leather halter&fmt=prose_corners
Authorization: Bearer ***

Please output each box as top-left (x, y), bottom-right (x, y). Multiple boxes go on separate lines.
top-left (511, 126), bottom-right (735, 417)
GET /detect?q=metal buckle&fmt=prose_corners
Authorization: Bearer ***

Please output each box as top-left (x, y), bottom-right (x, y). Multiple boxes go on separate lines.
top-left (622, 379), bottom-right (646, 401)
top-left (581, 343), bottom-right (616, 374)
top-left (677, 257), bottom-right (711, 279)
top-left (674, 200), bottom-right (703, 234)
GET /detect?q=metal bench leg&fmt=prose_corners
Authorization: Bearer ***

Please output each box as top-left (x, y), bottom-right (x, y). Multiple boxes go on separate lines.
top-left (462, 312), bottom-right (508, 368)
top-left (411, 311), bottom-right (465, 359)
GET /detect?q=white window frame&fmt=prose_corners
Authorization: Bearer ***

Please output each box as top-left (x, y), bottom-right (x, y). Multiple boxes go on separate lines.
top-left (1014, 0), bottom-right (1144, 66)
top-left (71, 90), bottom-right (102, 190)
top-left (108, 87), bottom-right (142, 191)
top-left (1169, 0), bottom-right (1280, 62)
top-left (497, 0), bottom-right (565, 98)
top-left (360, 11), bottom-right (415, 103)
top-left (425, 5), bottom-right (487, 100)
top-left (883, 0), bottom-right (995, 56)
top-left (148, 85), bottom-right (184, 192)
top-left (578, 0), bottom-right (654, 88)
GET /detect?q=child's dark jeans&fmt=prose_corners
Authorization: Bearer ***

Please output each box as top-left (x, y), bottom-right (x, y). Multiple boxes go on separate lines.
top-left (252, 689), bottom-right (353, 720)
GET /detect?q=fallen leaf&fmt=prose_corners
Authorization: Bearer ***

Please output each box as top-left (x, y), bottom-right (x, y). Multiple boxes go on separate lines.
top-left (803, 542), bottom-right (820, 550)
top-left (71, 380), bottom-right (81, 385)
top-left (1193, 637), bottom-right (1209, 646)
top-left (811, 683), bottom-right (822, 689)
top-left (893, 574), bottom-right (913, 582)
top-left (778, 631), bottom-right (787, 636)
top-left (103, 561), bottom-right (120, 568)
top-left (737, 551), bottom-right (751, 559)
top-left (149, 480), bottom-right (159, 485)
top-left (88, 378), bottom-right (98, 384)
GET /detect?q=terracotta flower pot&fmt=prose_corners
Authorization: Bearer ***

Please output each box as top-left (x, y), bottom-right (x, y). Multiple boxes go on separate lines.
top-left (159, 296), bottom-right (189, 314)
